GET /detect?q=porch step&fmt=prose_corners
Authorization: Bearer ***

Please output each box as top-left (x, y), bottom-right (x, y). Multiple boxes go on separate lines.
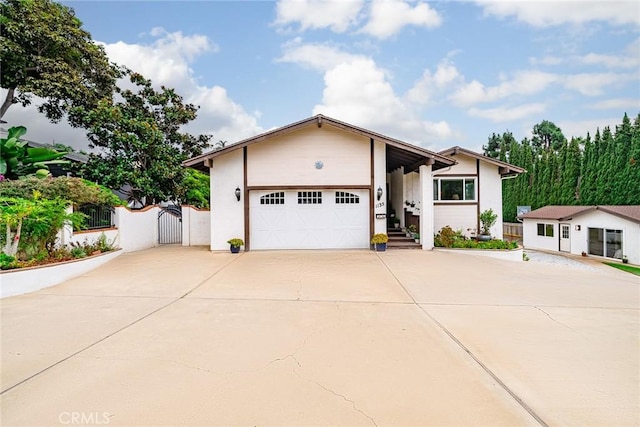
top-left (386, 229), bottom-right (421, 249)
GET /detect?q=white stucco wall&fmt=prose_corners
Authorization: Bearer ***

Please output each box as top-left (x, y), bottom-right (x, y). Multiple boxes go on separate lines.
top-left (211, 149), bottom-right (245, 250)
top-left (443, 155), bottom-right (476, 174)
top-left (479, 160), bottom-right (504, 239)
top-left (403, 172), bottom-right (420, 215)
top-left (246, 126), bottom-right (370, 186)
top-left (114, 206), bottom-right (159, 252)
top-left (182, 206), bottom-right (211, 246)
top-left (374, 140), bottom-right (386, 234)
top-left (568, 211), bottom-right (639, 264)
top-left (420, 164), bottom-right (434, 249)
top-left (69, 228), bottom-right (120, 249)
top-left (522, 219), bottom-right (559, 252)
top-left (434, 205), bottom-right (478, 237)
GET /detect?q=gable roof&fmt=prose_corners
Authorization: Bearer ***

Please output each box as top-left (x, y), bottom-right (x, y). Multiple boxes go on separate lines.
top-left (184, 114), bottom-right (456, 173)
top-left (520, 205), bottom-right (640, 224)
top-left (438, 146), bottom-right (525, 177)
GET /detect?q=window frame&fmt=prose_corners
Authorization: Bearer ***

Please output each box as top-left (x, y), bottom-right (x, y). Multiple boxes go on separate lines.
top-left (536, 223), bottom-right (554, 237)
top-left (433, 177), bottom-right (477, 202)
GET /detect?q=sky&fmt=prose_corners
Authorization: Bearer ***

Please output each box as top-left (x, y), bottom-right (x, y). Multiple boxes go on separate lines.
top-left (3, 0), bottom-right (640, 154)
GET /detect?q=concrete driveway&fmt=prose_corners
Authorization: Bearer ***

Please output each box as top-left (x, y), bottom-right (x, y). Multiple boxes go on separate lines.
top-left (1, 246), bottom-right (638, 426)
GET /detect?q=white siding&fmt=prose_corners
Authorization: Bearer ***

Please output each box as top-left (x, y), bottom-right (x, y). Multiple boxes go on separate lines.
top-left (438, 155), bottom-right (476, 175)
top-left (523, 220), bottom-right (559, 252)
top-left (403, 172), bottom-right (420, 215)
top-left (567, 210), bottom-right (640, 265)
top-left (389, 168), bottom-right (404, 226)
top-left (479, 161), bottom-right (504, 239)
top-left (246, 126), bottom-right (370, 186)
top-left (434, 205), bottom-right (477, 237)
top-left (210, 150), bottom-right (245, 250)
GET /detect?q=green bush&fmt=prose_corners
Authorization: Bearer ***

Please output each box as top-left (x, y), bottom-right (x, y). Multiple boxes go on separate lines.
top-left (434, 226), bottom-right (517, 250)
top-left (0, 253), bottom-right (16, 270)
top-left (227, 238), bottom-right (244, 248)
top-left (0, 177), bottom-right (121, 208)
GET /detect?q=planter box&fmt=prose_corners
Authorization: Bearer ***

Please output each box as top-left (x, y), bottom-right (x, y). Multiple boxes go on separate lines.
top-left (0, 249), bottom-right (123, 298)
top-left (434, 246), bottom-right (523, 262)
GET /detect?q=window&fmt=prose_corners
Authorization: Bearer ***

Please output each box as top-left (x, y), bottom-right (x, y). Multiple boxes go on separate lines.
top-left (298, 191), bottom-right (322, 204)
top-left (335, 191), bottom-right (359, 204)
top-left (433, 178), bottom-right (476, 201)
top-left (561, 225), bottom-right (569, 239)
top-left (260, 192), bottom-right (285, 205)
top-left (537, 223), bottom-right (554, 237)
top-left (589, 228), bottom-right (623, 259)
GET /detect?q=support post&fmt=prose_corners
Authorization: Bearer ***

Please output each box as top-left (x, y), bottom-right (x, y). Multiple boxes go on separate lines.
top-left (419, 164), bottom-right (434, 250)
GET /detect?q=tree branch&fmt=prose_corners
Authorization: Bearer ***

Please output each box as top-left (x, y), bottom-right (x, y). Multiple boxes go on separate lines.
top-left (0, 87), bottom-right (16, 119)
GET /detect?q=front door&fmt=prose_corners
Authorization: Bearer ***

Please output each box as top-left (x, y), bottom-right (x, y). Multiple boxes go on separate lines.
top-left (560, 223), bottom-right (570, 252)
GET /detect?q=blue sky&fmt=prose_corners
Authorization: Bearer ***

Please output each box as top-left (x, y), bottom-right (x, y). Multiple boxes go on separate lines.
top-left (4, 0), bottom-right (640, 153)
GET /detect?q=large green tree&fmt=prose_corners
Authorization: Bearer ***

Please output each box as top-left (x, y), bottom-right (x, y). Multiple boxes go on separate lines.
top-left (75, 71), bottom-right (211, 206)
top-left (0, 0), bottom-right (119, 122)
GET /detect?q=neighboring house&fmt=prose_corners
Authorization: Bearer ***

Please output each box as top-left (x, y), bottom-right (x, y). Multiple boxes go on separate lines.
top-left (520, 205), bottom-right (640, 265)
top-left (184, 114), bottom-right (522, 251)
top-left (24, 140), bottom-right (88, 177)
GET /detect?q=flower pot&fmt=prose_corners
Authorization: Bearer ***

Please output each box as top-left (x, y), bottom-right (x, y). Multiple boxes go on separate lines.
top-left (478, 234), bottom-right (492, 242)
top-left (622, 258), bottom-right (629, 264)
top-left (375, 243), bottom-right (387, 252)
top-left (230, 245), bottom-right (240, 254)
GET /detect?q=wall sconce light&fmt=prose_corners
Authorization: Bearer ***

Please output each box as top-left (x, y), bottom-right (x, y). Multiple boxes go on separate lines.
top-left (376, 186), bottom-right (383, 201)
top-left (575, 225), bottom-right (581, 231)
top-left (235, 187), bottom-right (241, 202)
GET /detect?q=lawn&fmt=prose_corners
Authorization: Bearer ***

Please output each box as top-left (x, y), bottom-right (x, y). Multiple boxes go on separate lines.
top-left (603, 262), bottom-right (640, 276)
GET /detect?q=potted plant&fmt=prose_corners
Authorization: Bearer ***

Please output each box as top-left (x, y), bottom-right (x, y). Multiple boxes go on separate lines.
top-left (227, 238), bottom-right (244, 253)
top-left (406, 224), bottom-right (417, 238)
top-left (393, 218), bottom-right (401, 229)
top-left (478, 209), bottom-right (497, 241)
top-left (581, 251), bottom-right (587, 257)
top-left (414, 233), bottom-right (420, 244)
top-left (371, 233), bottom-right (389, 251)
top-left (622, 255), bottom-right (629, 264)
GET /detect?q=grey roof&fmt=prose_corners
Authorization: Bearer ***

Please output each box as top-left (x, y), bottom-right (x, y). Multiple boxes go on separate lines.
top-left (438, 146), bottom-right (526, 177)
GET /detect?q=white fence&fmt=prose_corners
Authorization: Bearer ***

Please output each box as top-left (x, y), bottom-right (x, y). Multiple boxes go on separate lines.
top-left (59, 205), bottom-right (211, 253)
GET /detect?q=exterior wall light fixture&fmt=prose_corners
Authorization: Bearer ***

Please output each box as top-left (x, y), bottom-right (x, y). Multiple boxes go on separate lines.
top-left (377, 186), bottom-right (383, 201)
top-left (235, 187), bottom-right (241, 201)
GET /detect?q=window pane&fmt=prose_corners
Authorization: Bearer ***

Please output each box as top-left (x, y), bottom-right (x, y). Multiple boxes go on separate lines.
top-left (441, 179), bottom-right (463, 200)
top-left (606, 229), bottom-right (623, 259)
top-left (537, 224), bottom-right (544, 236)
top-left (545, 224), bottom-right (554, 237)
top-left (464, 179), bottom-right (475, 201)
top-left (433, 180), bottom-right (438, 201)
top-left (588, 228), bottom-right (604, 256)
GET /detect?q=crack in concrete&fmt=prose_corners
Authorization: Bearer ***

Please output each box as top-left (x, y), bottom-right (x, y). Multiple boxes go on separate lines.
top-left (287, 357), bottom-right (377, 427)
top-left (534, 306), bottom-right (583, 336)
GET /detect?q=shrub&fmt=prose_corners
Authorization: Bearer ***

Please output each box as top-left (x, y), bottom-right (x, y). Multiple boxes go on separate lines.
top-left (227, 238), bottom-right (244, 248)
top-left (0, 177), bottom-right (121, 208)
top-left (371, 233), bottom-right (388, 244)
top-left (434, 225), bottom-right (517, 250)
top-left (0, 253), bottom-right (16, 270)
top-left (479, 209), bottom-right (498, 235)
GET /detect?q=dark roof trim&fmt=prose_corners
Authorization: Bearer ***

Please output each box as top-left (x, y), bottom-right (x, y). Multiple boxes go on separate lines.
top-left (438, 146), bottom-right (525, 177)
top-left (184, 114), bottom-right (455, 170)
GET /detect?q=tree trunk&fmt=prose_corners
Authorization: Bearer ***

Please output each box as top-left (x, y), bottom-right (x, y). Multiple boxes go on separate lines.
top-left (0, 87), bottom-right (16, 120)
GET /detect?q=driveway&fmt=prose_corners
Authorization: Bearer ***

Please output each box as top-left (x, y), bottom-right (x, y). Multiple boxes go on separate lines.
top-left (1, 246), bottom-right (638, 426)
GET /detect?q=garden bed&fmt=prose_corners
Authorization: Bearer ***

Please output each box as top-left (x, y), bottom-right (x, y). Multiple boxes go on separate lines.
top-left (434, 246), bottom-right (523, 262)
top-left (0, 249), bottom-right (122, 298)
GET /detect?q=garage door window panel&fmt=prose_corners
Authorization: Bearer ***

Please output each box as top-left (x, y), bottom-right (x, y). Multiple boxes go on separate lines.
top-left (260, 192), bottom-right (285, 205)
top-left (298, 191), bottom-right (322, 204)
top-left (335, 191), bottom-right (359, 204)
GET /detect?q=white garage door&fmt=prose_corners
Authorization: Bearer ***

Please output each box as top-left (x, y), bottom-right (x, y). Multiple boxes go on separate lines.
top-left (250, 190), bottom-right (369, 249)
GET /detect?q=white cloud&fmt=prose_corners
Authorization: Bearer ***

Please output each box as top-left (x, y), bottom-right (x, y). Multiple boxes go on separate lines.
top-left (311, 57), bottom-right (453, 144)
top-left (449, 70), bottom-right (558, 107)
top-left (563, 72), bottom-right (637, 96)
top-left (475, 0), bottom-right (640, 27)
top-left (406, 58), bottom-right (462, 105)
top-left (359, 0), bottom-right (442, 39)
top-left (578, 53), bottom-right (640, 69)
top-left (588, 98), bottom-right (640, 110)
top-left (529, 56), bottom-right (564, 66)
top-left (468, 103), bottom-right (546, 122)
top-left (276, 38), bottom-right (363, 72)
top-left (558, 117), bottom-right (625, 139)
top-left (273, 0), bottom-right (364, 32)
